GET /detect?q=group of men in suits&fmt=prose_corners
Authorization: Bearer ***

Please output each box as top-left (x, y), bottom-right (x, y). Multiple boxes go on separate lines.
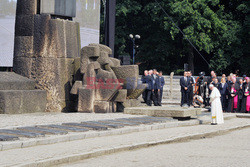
top-left (180, 71), bottom-right (196, 107)
top-left (141, 69), bottom-right (165, 106)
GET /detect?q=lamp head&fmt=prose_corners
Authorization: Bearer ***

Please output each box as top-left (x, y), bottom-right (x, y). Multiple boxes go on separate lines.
top-left (135, 35), bottom-right (140, 39)
top-left (129, 34), bottom-right (134, 39)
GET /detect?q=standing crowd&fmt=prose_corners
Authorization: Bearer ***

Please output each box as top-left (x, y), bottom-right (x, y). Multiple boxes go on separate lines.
top-left (141, 69), bottom-right (165, 106)
top-left (182, 70), bottom-right (250, 113)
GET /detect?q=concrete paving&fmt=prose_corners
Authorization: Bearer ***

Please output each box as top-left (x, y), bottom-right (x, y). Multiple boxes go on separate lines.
top-left (0, 117), bottom-right (248, 167)
top-left (63, 127), bottom-right (250, 167)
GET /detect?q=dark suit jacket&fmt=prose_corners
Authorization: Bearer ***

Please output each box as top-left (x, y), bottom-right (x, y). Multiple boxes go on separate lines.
top-left (180, 77), bottom-right (191, 92)
top-left (219, 83), bottom-right (228, 95)
top-left (159, 76), bottom-right (165, 90)
top-left (151, 74), bottom-right (160, 90)
top-left (145, 75), bottom-right (153, 90)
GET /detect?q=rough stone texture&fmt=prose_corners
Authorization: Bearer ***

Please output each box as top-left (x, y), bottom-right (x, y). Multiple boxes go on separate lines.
top-left (94, 101), bottom-right (110, 113)
top-left (16, 0), bottom-right (37, 15)
top-left (110, 57), bottom-right (121, 67)
top-left (112, 65), bottom-right (139, 96)
top-left (65, 20), bottom-right (80, 58)
top-left (124, 106), bottom-right (202, 118)
top-left (89, 43), bottom-right (112, 55)
top-left (123, 99), bottom-right (143, 108)
top-left (112, 89), bottom-right (127, 102)
top-left (95, 86), bottom-right (119, 101)
top-left (0, 72), bottom-right (35, 90)
top-left (97, 52), bottom-right (114, 66)
top-left (127, 84), bottom-right (147, 99)
top-left (82, 46), bottom-right (100, 58)
top-left (15, 15), bottom-right (34, 36)
top-left (78, 88), bottom-right (95, 113)
top-left (0, 90), bottom-right (47, 114)
top-left (14, 36), bottom-right (34, 58)
top-left (70, 81), bottom-right (83, 95)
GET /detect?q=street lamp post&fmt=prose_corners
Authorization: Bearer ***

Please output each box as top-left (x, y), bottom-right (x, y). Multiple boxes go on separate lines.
top-left (129, 34), bottom-right (140, 65)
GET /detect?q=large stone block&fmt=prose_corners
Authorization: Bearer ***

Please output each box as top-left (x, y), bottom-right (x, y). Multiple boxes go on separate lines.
top-left (13, 57), bottom-right (33, 78)
top-left (95, 85), bottom-right (119, 101)
top-left (33, 14), bottom-right (52, 57)
top-left (89, 43), bottom-right (112, 55)
top-left (0, 72), bottom-right (35, 90)
top-left (94, 101), bottom-right (110, 113)
top-left (81, 46), bottom-right (100, 58)
top-left (80, 55), bottom-right (90, 74)
top-left (96, 68), bottom-right (117, 82)
top-left (110, 57), bottom-right (121, 67)
top-left (112, 65), bottom-right (139, 96)
top-left (78, 88), bottom-right (94, 113)
top-left (14, 36), bottom-right (33, 58)
top-left (70, 81), bottom-right (82, 95)
top-left (112, 89), bottom-right (127, 102)
top-left (97, 52), bottom-right (114, 66)
top-left (0, 90), bottom-right (47, 114)
top-left (16, 0), bottom-right (37, 15)
top-left (15, 15), bottom-right (34, 36)
top-left (65, 20), bottom-right (80, 58)
top-left (127, 84), bottom-right (147, 99)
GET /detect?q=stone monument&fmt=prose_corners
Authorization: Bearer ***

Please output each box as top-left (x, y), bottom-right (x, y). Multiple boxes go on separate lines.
top-left (13, 0), bottom-right (145, 113)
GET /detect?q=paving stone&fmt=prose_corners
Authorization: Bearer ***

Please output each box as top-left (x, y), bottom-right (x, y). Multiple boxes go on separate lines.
top-left (99, 120), bottom-right (138, 126)
top-left (17, 127), bottom-right (68, 135)
top-left (62, 123), bottom-right (108, 131)
top-left (115, 118), bottom-right (145, 125)
top-left (118, 118), bottom-right (153, 124)
top-left (83, 121), bottom-right (124, 129)
top-left (0, 135), bottom-right (19, 141)
top-left (40, 125), bottom-right (89, 132)
top-left (0, 129), bottom-right (44, 138)
top-left (111, 119), bottom-right (141, 125)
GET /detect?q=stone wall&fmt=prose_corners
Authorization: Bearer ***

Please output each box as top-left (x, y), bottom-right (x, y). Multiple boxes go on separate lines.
top-left (13, 0), bottom-right (80, 112)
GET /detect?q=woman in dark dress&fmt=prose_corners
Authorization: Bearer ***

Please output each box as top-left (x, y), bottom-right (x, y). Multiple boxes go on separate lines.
top-left (219, 78), bottom-right (228, 112)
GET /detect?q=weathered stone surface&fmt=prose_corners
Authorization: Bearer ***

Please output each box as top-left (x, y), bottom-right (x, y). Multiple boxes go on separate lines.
top-left (112, 89), bottom-right (127, 102)
top-left (96, 68), bottom-right (116, 81)
top-left (18, 127), bottom-right (68, 135)
top-left (83, 63), bottom-right (97, 85)
top-left (81, 46), bottom-right (100, 58)
top-left (123, 99), bottom-right (143, 108)
top-left (95, 84), bottom-right (119, 101)
top-left (13, 57), bottom-right (33, 78)
top-left (16, 0), bottom-right (37, 15)
top-left (84, 121), bottom-right (123, 128)
top-left (14, 36), bottom-right (33, 57)
top-left (112, 65), bottom-right (139, 96)
top-left (0, 72), bottom-right (35, 90)
top-left (0, 135), bottom-right (19, 141)
top-left (33, 14), bottom-right (52, 57)
top-left (124, 106), bottom-right (202, 118)
top-left (40, 125), bottom-right (89, 132)
top-left (97, 52), bottom-right (114, 66)
top-left (0, 129), bottom-right (44, 138)
top-left (78, 88), bottom-right (94, 113)
top-left (15, 15), bottom-right (34, 36)
top-left (70, 81), bottom-right (82, 95)
top-left (62, 123), bottom-right (108, 130)
top-left (65, 20), bottom-right (80, 58)
top-left (94, 101), bottom-right (110, 113)
top-left (89, 43), bottom-right (112, 55)
top-left (127, 84), bottom-right (147, 99)
top-left (80, 55), bottom-right (90, 74)
top-left (110, 57), bottom-right (121, 67)
top-left (0, 90), bottom-right (47, 114)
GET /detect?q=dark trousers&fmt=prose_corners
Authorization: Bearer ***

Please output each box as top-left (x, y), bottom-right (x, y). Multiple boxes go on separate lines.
top-left (189, 87), bottom-right (193, 105)
top-left (221, 94), bottom-right (226, 111)
top-left (152, 89), bottom-right (160, 106)
top-left (181, 90), bottom-right (190, 106)
top-left (158, 89), bottom-right (163, 105)
top-left (237, 98), bottom-right (243, 113)
top-left (142, 90), bottom-right (147, 103)
top-left (146, 90), bottom-right (152, 106)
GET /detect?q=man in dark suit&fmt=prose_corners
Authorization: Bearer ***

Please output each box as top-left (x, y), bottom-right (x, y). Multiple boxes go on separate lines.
top-left (237, 79), bottom-right (244, 112)
top-left (158, 71), bottom-right (165, 106)
top-left (188, 71), bottom-right (195, 105)
top-left (180, 71), bottom-right (191, 107)
top-left (151, 69), bottom-right (161, 106)
top-left (145, 70), bottom-right (153, 106)
top-left (141, 70), bottom-right (149, 103)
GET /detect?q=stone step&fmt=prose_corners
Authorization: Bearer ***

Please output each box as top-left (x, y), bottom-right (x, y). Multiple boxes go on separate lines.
top-left (0, 72), bottom-right (36, 90)
top-left (162, 100), bottom-right (180, 105)
top-left (0, 90), bottom-right (47, 114)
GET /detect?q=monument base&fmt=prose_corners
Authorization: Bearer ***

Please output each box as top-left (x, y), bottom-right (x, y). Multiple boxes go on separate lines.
top-left (124, 105), bottom-right (205, 118)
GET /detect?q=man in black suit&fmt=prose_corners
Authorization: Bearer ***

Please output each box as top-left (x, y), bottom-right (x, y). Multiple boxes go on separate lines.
top-left (180, 71), bottom-right (191, 107)
top-left (145, 70), bottom-right (153, 106)
top-left (151, 69), bottom-right (161, 106)
top-left (188, 71), bottom-right (195, 105)
top-left (141, 70), bottom-right (149, 103)
top-left (158, 71), bottom-right (165, 106)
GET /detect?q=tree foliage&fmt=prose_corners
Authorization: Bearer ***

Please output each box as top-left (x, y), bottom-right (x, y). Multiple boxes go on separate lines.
top-left (100, 0), bottom-right (249, 76)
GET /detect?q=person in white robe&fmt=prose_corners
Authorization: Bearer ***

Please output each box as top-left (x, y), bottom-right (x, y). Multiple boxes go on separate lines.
top-left (209, 84), bottom-right (224, 125)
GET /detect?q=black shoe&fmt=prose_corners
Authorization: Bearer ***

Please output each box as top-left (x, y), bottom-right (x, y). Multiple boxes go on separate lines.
top-left (211, 123), bottom-right (217, 125)
top-left (147, 104), bottom-right (152, 106)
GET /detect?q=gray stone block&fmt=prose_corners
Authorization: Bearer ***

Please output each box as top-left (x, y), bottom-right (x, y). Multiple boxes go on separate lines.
top-left (81, 46), bottom-right (100, 58)
top-left (70, 81), bottom-right (82, 95)
top-left (97, 52), bottom-right (114, 66)
top-left (40, 125), bottom-right (89, 132)
top-left (15, 15), bottom-right (34, 36)
top-left (17, 127), bottom-right (68, 135)
top-left (65, 20), bottom-right (80, 58)
top-left (89, 43), bottom-right (112, 55)
top-left (14, 36), bottom-right (34, 58)
top-left (0, 90), bottom-right (47, 114)
top-left (0, 129), bottom-right (44, 138)
top-left (0, 72), bottom-right (35, 90)
top-left (16, 0), bottom-right (37, 15)
top-left (94, 101), bottom-right (110, 113)
top-left (112, 89), bottom-right (127, 102)
top-left (62, 123), bottom-right (108, 131)
top-left (110, 57), bottom-right (121, 67)
top-left (13, 57), bottom-right (33, 78)
top-left (78, 88), bottom-right (95, 113)
top-left (0, 135), bottom-right (19, 141)
top-left (84, 121), bottom-right (124, 128)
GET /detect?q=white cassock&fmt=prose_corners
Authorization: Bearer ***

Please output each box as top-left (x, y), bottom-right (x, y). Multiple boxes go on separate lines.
top-left (209, 87), bottom-right (224, 124)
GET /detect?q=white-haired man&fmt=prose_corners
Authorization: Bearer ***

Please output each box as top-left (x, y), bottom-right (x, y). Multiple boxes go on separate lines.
top-left (209, 84), bottom-right (224, 125)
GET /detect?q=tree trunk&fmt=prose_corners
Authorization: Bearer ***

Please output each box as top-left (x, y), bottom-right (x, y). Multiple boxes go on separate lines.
top-left (188, 45), bottom-right (194, 74)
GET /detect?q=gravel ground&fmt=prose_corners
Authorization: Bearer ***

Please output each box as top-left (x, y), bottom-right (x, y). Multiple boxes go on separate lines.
top-left (63, 127), bottom-right (250, 167)
top-left (0, 113), bottom-right (143, 129)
